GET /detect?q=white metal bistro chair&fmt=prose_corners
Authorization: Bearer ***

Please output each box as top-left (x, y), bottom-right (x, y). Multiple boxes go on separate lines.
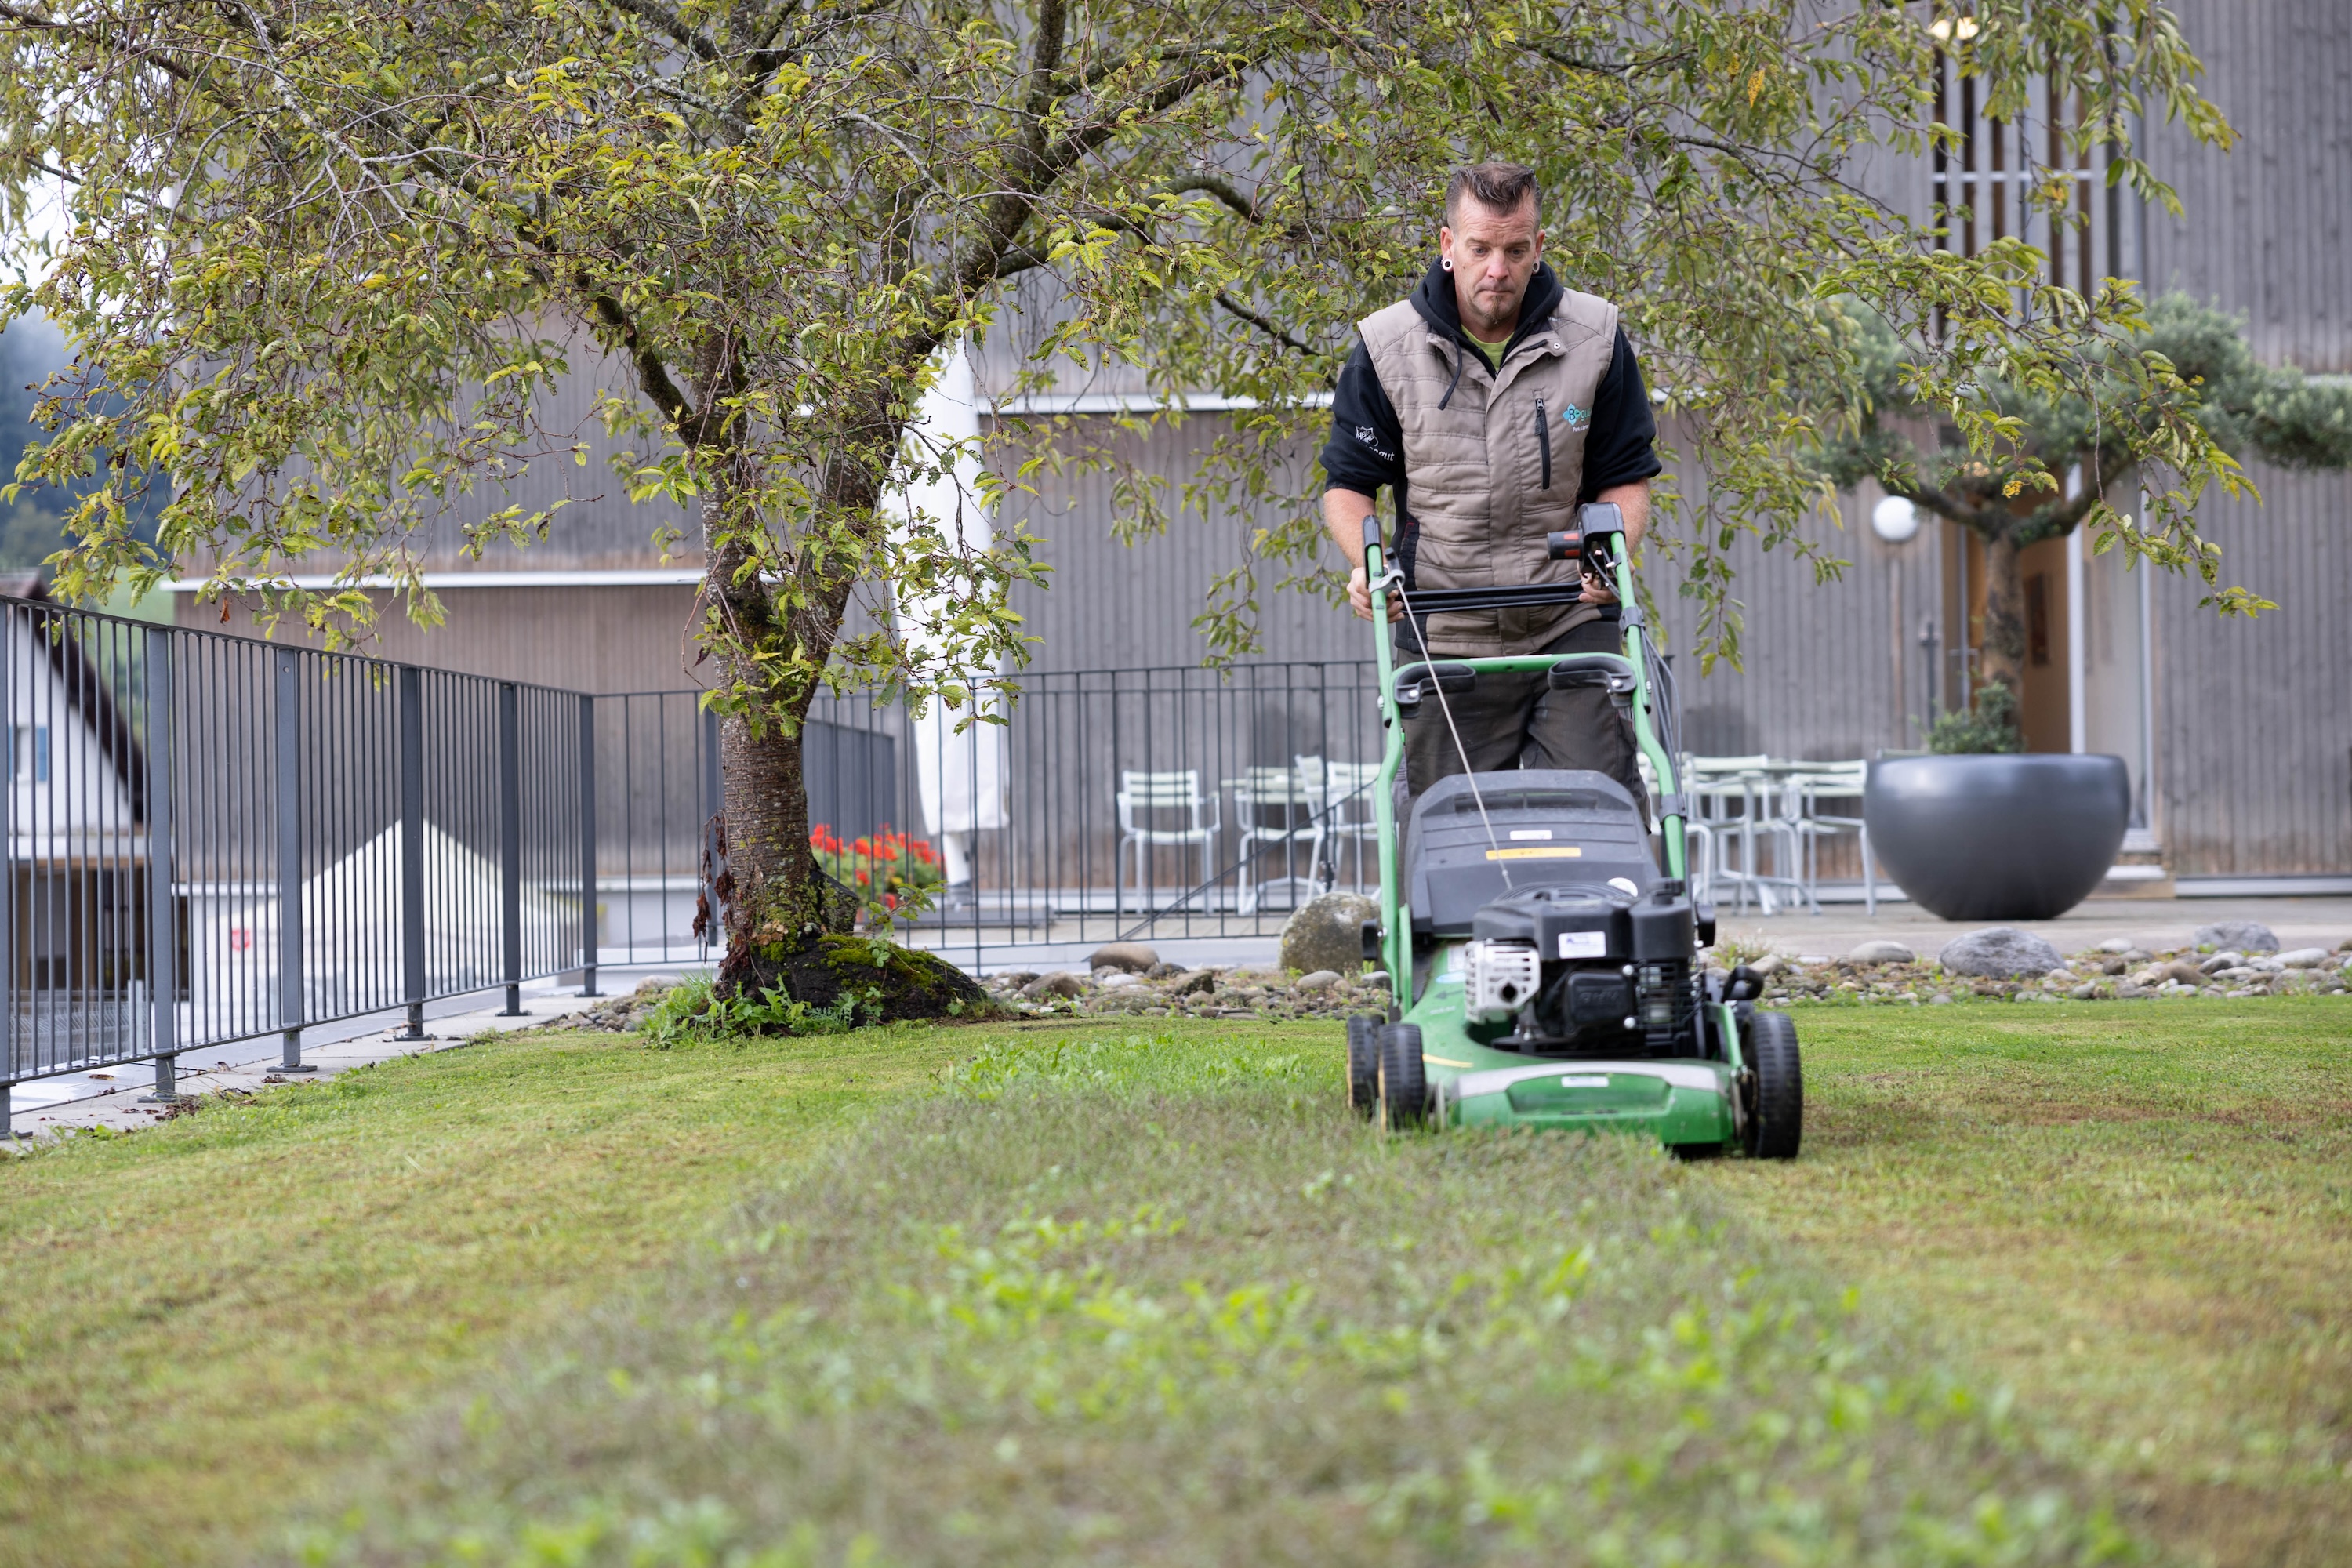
top-left (1308, 756), bottom-right (1383, 893)
top-left (1231, 764), bottom-right (1325, 915)
top-left (1684, 754), bottom-right (1808, 914)
top-left (1786, 760), bottom-right (1876, 914)
top-left (1115, 769), bottom-right (1220, 916)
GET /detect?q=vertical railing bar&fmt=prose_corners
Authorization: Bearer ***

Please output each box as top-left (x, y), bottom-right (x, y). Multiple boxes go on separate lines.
top-left (274, 647), bottom-right (313, 1072)
top-left (0, 606), bottom-right (14, 1138)
top-left (396, 665), bottom-right (427, 1039)
top-left (699, 706), bottom-right (721, 961)
top-left (140, 626), bottom-right (177, 1103)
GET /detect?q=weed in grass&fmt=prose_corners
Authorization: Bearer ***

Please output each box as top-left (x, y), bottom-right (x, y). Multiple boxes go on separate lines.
top-left (643, 972), bottom-right (880, 1043)
top-left (298, 1031), bottom-right (2137, 1567)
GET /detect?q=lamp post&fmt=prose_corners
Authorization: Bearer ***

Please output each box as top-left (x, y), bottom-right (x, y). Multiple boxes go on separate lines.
top-left (1871, 496), bottom-right (1921, 745)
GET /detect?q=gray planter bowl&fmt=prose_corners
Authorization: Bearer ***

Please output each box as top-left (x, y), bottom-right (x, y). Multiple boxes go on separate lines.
top-left (1864, 753), bottom-right (2131, 921)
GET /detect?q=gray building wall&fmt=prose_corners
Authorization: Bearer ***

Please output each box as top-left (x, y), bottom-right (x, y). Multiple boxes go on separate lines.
top-left (2143, 0), bottom-right (2350, 372)
top-left (2149, 463), bottom-right (2351, 876)
top-left (175, 2), bottom-right (2342, 880)
top-left (2135, 0), bottom-right (2351, 874)
top-left (993, 415), bottom-right (1352, 672)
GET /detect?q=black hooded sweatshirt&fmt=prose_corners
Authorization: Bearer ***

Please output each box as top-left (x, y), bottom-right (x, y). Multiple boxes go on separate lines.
top-left (1320, 257), bottom-right (1661, 576)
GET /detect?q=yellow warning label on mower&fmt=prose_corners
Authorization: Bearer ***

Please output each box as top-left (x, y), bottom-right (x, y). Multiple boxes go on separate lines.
top-left (1485, 846), bottom-right (1582, 861)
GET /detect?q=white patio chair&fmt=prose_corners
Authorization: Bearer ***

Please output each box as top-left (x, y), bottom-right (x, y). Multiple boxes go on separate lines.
top-left (1232, 764), bottom-right (1324, 916)
top-left (1788, 760), bottom-right (1876, 915)
top-left (1748, 769), bottom-right (1823, 915)
top-left (1115, 769), bottom-right (1220, 916)
top-left (1684, 754), bottom-right (1779, 913)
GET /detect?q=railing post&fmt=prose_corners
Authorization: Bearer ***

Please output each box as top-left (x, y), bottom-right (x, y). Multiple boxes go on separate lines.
top-left (139, 626), bottom-right (178, 1104)
top-left (396, 665), bottom-right (428, 1040)
top-left (274, 648), bottom-right (315, 1072)
top-left (578, 693), bottom-right (599, 996)
top-left (699, 706), bottom-right (723, 955)
top-left (498, 681), bottom-right (523, 1016)
top-left (1, 604), bottom-right (15, 1138)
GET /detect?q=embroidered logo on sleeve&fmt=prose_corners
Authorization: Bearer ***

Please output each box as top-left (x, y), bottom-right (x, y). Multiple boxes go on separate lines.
top-left (1559, 404), bottom-right (1592, 431)
top-left (1353, 425), bottom-right (1397, 461)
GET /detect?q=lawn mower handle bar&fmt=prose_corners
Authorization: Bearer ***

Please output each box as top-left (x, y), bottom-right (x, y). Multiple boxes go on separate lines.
top-left (1392, 653), bottom-right (1638, 705)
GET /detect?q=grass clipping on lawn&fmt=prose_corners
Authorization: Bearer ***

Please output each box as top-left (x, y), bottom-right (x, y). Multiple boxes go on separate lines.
top-left (296, 1035), bottom-right (2132, 1567)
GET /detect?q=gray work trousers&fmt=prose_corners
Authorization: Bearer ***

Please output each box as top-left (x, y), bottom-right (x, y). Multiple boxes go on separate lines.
top-left (1399, 616), bottom-right (1646, 808)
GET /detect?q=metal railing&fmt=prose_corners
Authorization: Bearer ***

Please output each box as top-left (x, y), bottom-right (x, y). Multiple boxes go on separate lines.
top-left (0, 597), bottom-right (601, 1122)
top-left (0, 610), bottom-right (1392, 1123)
top-left (789, 661), bottom-right (1392, 966)
top-left (597, 664), bottom-right (1388, 971)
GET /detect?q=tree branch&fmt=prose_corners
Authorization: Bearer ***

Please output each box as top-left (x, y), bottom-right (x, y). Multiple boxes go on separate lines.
top-left (1167, 175), bottom-right (1258, 222)
top-left (585, 281), bottom-right (699, 435)
top-left (0, 1), bottom-right (195, 81)
top-left (599, 0), bottom-right (720, 62)
top-left (1214, 291), bottom-right (1312, 355)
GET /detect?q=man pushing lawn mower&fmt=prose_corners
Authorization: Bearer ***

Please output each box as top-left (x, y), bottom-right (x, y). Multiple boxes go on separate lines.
top-left (1322, 162), bottom-right (1661, 805)
top-left (1320, 162), bottom-right (1802, 1157)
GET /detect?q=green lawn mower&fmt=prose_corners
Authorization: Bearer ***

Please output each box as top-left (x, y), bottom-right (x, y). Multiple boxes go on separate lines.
top-left (1344, 505), bottom-right (1802, 1158)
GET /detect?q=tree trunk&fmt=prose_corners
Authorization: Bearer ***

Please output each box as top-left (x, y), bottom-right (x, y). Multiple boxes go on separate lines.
top-left (1977, 525), bottom-right (2027, 702)
top-left (695, 479), bottom-right (989, 1024)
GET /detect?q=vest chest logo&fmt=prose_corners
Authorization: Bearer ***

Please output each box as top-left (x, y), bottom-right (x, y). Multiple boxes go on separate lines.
top-left (1559, 403), bottom-right (1592, 431)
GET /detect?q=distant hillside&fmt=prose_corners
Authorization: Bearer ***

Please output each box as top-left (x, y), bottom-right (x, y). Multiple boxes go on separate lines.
top-left (0, 314), bottom-right (71, 572)
top-left (0, 314), bottom-right (165, 577)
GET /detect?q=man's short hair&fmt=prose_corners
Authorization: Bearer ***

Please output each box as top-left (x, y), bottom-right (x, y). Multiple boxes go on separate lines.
top-left (1444, 162), bottom-right (1541, 225)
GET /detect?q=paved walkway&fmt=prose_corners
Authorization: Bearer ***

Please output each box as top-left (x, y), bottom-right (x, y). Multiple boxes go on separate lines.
top-left (3, 969), bottom-right (688, 1144)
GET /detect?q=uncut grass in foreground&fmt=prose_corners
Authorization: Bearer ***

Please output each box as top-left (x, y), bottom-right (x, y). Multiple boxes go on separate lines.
top-left (299, 1033), bottom-right (2133, 1566)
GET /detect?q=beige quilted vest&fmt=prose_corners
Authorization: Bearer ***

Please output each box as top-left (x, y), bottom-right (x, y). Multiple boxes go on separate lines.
top-left (1359, 286), bottom-right (1621, 654)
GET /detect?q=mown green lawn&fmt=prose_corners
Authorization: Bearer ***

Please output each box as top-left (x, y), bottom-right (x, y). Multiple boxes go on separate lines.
top-left (1709, 996), bottom-right (2352, 1568)
top-left (0, 1022), bottom-right (989, 1567)
top-left (2, 998), bottom-right (2347, 1566)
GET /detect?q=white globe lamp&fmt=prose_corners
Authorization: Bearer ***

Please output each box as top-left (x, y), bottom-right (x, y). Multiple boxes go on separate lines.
top-left (1871, 494), bottom-right (1920, 544)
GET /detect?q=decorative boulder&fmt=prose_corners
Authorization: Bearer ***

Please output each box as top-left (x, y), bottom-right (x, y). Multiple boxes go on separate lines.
top-left (1166, 969), bottom-right (1218, 996)
top-left (1279, 891), bottom-right (1381, 977)
top-left (1938, 927), bottom-right (2065, 978)
top-left (1295, 970), bottom-right (1341, 992)
top-left (2192, 921), bottom-right (2277, 955)
top-left (2277, 948), bottom-right (2330, 969)
top-left (1022, 971), bottom-right (1085, 1000)
top-left (1848, 940), bottom-right (1915, 966)
top-left (1087, 942), bottom-right (1161, 973)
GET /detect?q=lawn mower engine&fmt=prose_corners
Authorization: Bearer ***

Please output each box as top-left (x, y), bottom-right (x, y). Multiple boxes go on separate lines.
top-left (1460, 884), bottom-right (1704, 1058)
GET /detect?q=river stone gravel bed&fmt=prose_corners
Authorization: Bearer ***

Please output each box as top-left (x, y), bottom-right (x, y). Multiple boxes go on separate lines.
top-left (1748, 938), bottom-right (2352, 1007)
top-left (568, 934), bottom-right (2352, 1033)
top-left (984, 964), bottom-right (1389, 1021)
